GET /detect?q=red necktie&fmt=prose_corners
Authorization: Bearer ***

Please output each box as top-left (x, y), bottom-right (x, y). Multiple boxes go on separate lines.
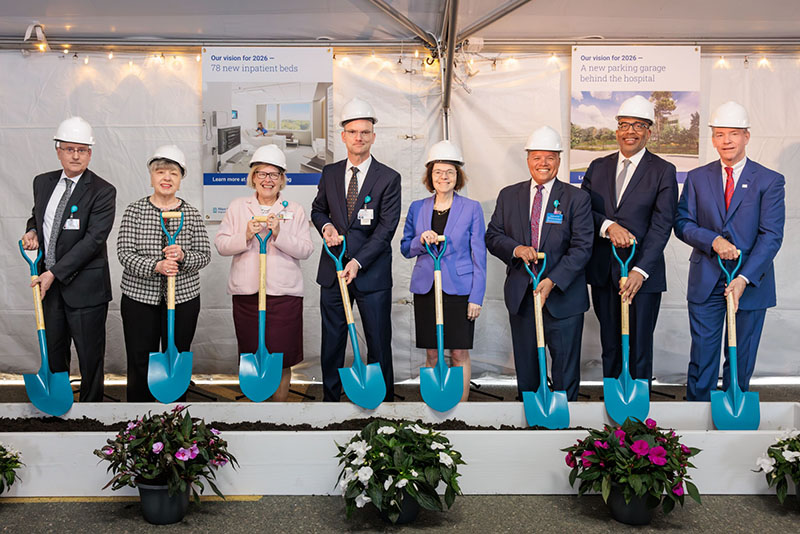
top-left (724, 166), bottom-right (734, 210)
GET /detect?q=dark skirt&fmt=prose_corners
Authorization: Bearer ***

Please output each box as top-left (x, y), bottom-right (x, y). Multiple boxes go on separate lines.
top-left (413, 289), bottom-right (475, 350)
top-left (232, 294), bottom-right (303, 367)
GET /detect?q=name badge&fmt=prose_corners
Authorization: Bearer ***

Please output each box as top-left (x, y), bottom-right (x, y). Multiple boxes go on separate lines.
top-left (279, 211), bottom-right (294, 221)
top-left (545, 213), bottom-right (563, 224)
top-left (63, 219), bottom-right (80, 230)
top-left (358, 208), bottom-right (374, 225)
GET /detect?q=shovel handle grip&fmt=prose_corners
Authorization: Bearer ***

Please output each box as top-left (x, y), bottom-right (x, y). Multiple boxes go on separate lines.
top-left (167, 275), bottom-right (175, 310)
top-left (31, 275), bottom-right (45, 331)
top-left (620, 277), bottom-right (629, 336)
top-left (534, 291), bottom-right (545, 349)
top-left (161, 211), bottom-right (182, 218)
top-left (726, 292), bottom-right (737, 349)
top-left (337, 272), bottom-right (355, 325)
top-left (253, 216), bottom-right (270, 222)
top-left (434, 271), bottom-right (444, 325)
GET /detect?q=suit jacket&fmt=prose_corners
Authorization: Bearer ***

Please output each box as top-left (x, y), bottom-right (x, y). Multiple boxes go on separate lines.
top-left (485, 178), bottom-right (594, 318)
top-left (674, 158), bottom-right (785, 309)
top-left (581, 149), bottom-right (678, 292)
top-left (310, 157), bottom-right (401, 291)
top-left (400, 193), bottom-right (487, 305)
top-left (26, 168), bottom-right (116, 308)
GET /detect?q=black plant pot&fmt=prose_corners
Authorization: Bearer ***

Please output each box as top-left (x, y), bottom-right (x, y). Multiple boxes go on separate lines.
top-left (137, 481), bottom-right (190, 525)
top-left (380, 489), bottom-right (421, 524)
top-left (607, 486), bottom-right (660, 526)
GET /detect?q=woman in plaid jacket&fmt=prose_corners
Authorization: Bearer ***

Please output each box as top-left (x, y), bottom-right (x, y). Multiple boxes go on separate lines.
top-left (117, 145), bottom-right (210, 402)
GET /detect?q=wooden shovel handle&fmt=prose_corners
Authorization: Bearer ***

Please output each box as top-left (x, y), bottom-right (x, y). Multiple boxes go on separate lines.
top-left (161, 211), bottom-right (182, 219)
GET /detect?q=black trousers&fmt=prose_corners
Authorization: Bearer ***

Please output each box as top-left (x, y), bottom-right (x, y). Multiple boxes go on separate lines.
top-left (43, 283), bottom-right (108, 402)
top-left (591, 281), bottom-right (661, 382)
top-left (319, 284), bottom-right (394, 402)
top-left (121, 294), bottom-right (200, 402)
top-left (509, 288), bottom-right (584, 401)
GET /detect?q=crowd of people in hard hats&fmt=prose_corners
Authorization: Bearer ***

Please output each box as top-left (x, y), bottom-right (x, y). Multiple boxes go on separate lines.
top-left (21, 95), bottom-right (784, 403)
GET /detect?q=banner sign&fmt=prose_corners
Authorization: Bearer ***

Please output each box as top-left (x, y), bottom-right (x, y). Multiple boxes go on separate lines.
top-left (570, 46), bottom-right (700, 185)
top-left (201, 47), bottom-right (333, 220)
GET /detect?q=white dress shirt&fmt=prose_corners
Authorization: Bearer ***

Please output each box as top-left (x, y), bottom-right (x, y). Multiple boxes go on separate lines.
top-left (529, 177), bottom-right (556, 247)
top-left (344, 155), bottom-right (372, 195)
top-left (42, 171), bottom-right (82, 258)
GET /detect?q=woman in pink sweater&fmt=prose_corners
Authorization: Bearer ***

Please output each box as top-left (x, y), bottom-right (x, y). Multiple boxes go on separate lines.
top-left (214, 145), bottom-right (313, 400)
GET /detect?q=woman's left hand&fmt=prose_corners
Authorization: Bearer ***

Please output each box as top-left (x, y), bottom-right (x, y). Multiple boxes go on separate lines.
top-left (266, 213), bottom-right (280, 237)
top-left (163, 244), bottom-right (184, 262)
top-left (467, 303), bottom-right (482, 321)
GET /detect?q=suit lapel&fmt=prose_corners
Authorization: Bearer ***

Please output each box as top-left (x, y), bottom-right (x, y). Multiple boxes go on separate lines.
top-left (332, 161), bottom-right (348, 228)
top-left (348, 159), bottom-right (380, 227)
top-left (421, 195), bottom-right (434, 232)
top-left (442, 193), bottom-right (464, 239)
top-left (37, 173), bottom-right (61, 226)
top-left (539, 179), bottom-right (562, 248)
top-left (606, 154), bottom-right (619, 213)
top-left (517, 180), bottom-right (532, 246)
top-left (617, 150), bottom-right (649, 209)
top-left (724, 159), bottom-right (754, 223)
top-left (707, 161), bottom-right (726, 221)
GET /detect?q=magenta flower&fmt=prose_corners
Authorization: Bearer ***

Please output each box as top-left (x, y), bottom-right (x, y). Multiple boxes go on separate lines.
top-left (645, 418), bottom-right (657, 429)
top-left (595, 440), bottom-right (609, 449)
top-left (565, 452), bottom-right (577, 468)
top-left (175, 447), bottom-right (190, 461)
top-left (614, 429), bottom-right (626, 445)
top-left (648, 446), bottom-right (667, 466)
top-left (189, 444), bottom-right (200, 459)
top-left (673, 482), bottom-right (684, 496)
top-left (126, 421), bottom-right (139, 431)
top-left (152, 442), bottom-right (164, 454)
top-left (128, 435), bottom-right (136, 441)
top-left (631, 440), bottom-right (650, 457)
top-left (680, 444), bottom-right (691, 455)
top-left (210, 428), bottom-right (221, 435)
top-left (581, 450), bottom-right (595, 468)
top-left (172, 404), bottom-right (185, 413)
top-left (103, 447), bottom-right (114, 456)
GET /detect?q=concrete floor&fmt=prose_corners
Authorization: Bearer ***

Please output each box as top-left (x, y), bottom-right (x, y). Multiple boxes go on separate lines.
top-left (0, 495), bottom-right (798, 533)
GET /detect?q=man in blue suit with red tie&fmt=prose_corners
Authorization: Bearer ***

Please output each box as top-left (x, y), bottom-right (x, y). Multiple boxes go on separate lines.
top-left (486, 126), bottom-right (593, 401)
top-left (581, 95), bottom-right (678, 388)
top-left (675, 101), bottom-right (785, 401)
top-left (311, 97), bottom-right (401, 402)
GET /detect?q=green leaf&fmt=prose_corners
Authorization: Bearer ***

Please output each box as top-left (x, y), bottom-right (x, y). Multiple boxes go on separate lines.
top-left (601, 476), bottom-right (610, 503)
top-left (366, 483), bottom-right (383, 511)
top-left (425, 466), bottom-right (440, 487)
top-left (662, 495), bottom-right (675, 514)
top-left (568, 466), bottom-right (578, 487)
top-left (776, 478), bottom-right (788, 504)
top-left (444, 485), bottom-right (456, 508)
top-left (414, 483), bottom-right (443, 511)
top-left (685, 480), bottom-right (701, 504)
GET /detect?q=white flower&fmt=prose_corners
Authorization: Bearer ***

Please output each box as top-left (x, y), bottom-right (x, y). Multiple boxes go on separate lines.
top-left (756, 456), bottom-right (776, 474)
top-left (339, 467), bottom-right (356, 491)
top-left (352, 456), bottom-right (365, 466)
top-left (357, 466), bottom-right (374, 485)
top-left (411, 470), bottom-right (418, 477)
top-left (377, 426), bottom-right (396, 435)
top-left (355, 492), bottom-right (372, 508)
top-left (396, 478), bottom-right (409, 489)
top-left (384, 475), bottom-right (394, 490)
top-left (409, 424), bottom-right (430, 435)
top-left (439, 451), bottom-right (454, 467)
top-left (345, 440), bottom-right (371, 458)
top-left (778, 429), bottom-right (800, 441)
top-left (431, 441), bottom-right (445, 450)
top-left (781, 450), bottom-right (800, 463)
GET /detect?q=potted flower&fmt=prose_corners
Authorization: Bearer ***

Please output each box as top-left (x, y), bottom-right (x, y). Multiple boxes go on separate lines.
top-left (94, 405), bottom-right (237, 524)
top-left (335, 419), bottom-right (465, 524)
top-left (0, 441), bottom-right (24, 495)
top-left (755, 428), bottom-right (800, 507)
top-left (562, 418), bottom-right (702, 525)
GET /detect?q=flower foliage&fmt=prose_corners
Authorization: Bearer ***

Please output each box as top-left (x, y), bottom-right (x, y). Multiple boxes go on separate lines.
top-left (754, 428), bottom-right (800, 504)
top-left (562, 418), bottom-right (702, 514)
top-left (0, 441), bottom-right (24, 495)
top-left (93, 405), bottom-right (237, 502)
top-left (335, 419), bottom-right (465, 523)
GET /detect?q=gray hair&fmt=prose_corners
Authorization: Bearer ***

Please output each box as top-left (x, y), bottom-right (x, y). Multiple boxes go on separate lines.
top-left (148, 158), bottom-right (183, 176)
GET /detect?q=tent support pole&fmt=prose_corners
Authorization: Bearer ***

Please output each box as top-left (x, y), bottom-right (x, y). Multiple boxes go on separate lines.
top-left (366, 0), bottom-right (437, 49)
top-left (440, 0), bottom-right (459, 140)
top-left (457, 0), bottom-right (532, 44)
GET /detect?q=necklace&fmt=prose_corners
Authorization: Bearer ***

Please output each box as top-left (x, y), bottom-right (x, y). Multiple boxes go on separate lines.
top-left (434, 207), bottom-right (450, 215)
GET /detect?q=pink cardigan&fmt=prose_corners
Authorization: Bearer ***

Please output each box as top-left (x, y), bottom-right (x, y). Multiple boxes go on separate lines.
top-left (214, 194), bottom-right (313, 297)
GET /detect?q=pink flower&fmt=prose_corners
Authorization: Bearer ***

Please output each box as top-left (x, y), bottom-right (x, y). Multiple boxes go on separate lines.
top-left (631, 440), bottom-right (650, 457)
top-left (581, 450), bottom-right (595, 468)
top-left (645, 418), bottom-right (657, 429)
top-left (210, 428), bottom-right (221, 435)
top-left (565, 452), bottom-right (577, 468)
top-left (656, 437), bottom-right (667, 443)
top-left (128, 435), bottom-right (136, 441)
top-left (680, 444), bottom-right (691, 455)
top-left (209, 439), bottom-right (215, 446)
top-left (648, 446), bottom-right (667, 466)
top-left (175, 448), bottom-right (190, 461)
top-left (152, 442), bottom-right (164, 454)
top-left (672, 482), bottom-right (684, 496)
top-left (595, 440), bottom-right (609, 449)
top-left (103, 447), bottom-right (114, 455)
top-left (614, 429), bottom-right (626, 446)
top-left (172, 404), bottom-right (185, 413)
top-left (189, 444), bottom-right (200, 459)
top-left (126, 421), bottom-right (139, 431)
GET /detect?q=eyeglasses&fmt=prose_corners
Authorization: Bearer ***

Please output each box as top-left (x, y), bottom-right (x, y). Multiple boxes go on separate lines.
top-left (59, 147), bottom-right (91, 155)
top-left (617, 121), bottom-right (650, 132)
top-left (432, 169), bottom-right (457, 178)
top-left (344, 129), bottom-right (374, 138)
top-left (254, 171), bottom-right (281, 180)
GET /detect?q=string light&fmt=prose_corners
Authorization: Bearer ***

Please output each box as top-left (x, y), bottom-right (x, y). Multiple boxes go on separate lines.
top-left (84, 56), bottom-right (89, 65)
top-left (128, 59), bottom-right (133, 68)
top-left (758, 56), bottom-right (771, 69)
top-left (195, 54), bottom-right (201, 62)
top-left (715, 56), bottom-right (729, 69)
top-left (547, 53), bottom-right (559, 65)
top-left (108, 52), bottom-right (113, 60)
top-left (37, 43), bottom-right (46, 52)
top-left (414, 50), bottom-right (419, 58)
top-left (159, 53), bottom-right (166, 64)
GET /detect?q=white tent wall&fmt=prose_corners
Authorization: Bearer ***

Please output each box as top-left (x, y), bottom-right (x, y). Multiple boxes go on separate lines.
top-left (0, 50), bottom-right (797, 384)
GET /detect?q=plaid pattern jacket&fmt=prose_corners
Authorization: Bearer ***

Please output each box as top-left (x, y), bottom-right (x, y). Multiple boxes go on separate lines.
top-left (117, 197), bottom-right (210, 305)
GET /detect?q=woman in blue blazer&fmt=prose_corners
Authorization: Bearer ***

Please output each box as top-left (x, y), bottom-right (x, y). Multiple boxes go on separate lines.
top-left (401, 140), bottom-right (487, 401)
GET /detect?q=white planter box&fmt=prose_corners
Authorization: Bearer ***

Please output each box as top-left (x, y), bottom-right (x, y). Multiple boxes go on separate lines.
top-left (1, 402), bottom-right (798, 497)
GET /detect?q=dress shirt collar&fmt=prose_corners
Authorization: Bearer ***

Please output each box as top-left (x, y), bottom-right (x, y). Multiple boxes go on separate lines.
top-left (617, 147), bottom-right (646, 170)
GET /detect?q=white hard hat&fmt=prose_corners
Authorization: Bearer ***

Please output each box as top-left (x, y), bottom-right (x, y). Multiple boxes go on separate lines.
top-left (525, 126), bottom-right (563, 152)
top-left (250, 144), bottom-right (287, 171)
top-left (426, 140), bottom-right (464, 165)
top-left (54, 116), bottom-right (94, 146)
top-left (616, 95), bottom-right (655, 124)
top-left (709, 101), bottom-right (750, 128)
top-left (340, 97), bottom-right (377, 126)
top-left (148, 145), bottom-right (187, 175)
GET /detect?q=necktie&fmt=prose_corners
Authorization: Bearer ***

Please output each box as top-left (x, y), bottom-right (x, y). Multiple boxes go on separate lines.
top-left (45, 178), bottom-right (74, 270)
top-left (616, 158), bottom-right (632, 204)
top-left (346, 167), bottom-right (359, 219)
top-left (724, 166), bottom-right (734, 210)
top-left (530, 184), bottom-right (544, 250)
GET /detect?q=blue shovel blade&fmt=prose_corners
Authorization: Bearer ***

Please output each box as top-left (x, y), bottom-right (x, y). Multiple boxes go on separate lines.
top-left (239, 349), bottom-right (284, 403)
top-left (522, 389), bottom-right (570, 429)
top-left (603, 377), bottom-right (650, 426)
top-left (711, 388), bottom-right (760, 431)
top-left (420, 365), bottom-right (463, 412)
top-left (23, 370), bottom-right (73, 416)
top-left (339, 362), bottom-right (386, 410)
top-left (147, 350), bottom-right (193, 404)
